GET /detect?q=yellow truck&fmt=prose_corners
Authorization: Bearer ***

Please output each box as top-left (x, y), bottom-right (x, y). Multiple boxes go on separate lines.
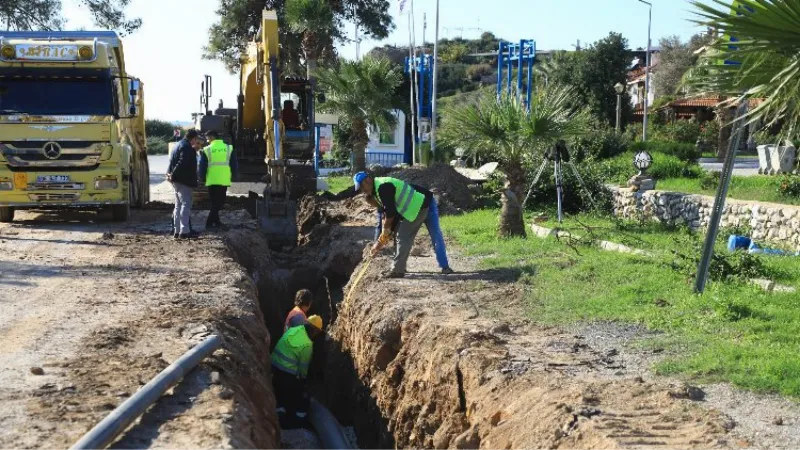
top-left (0, 31), bottom-right (148, 222)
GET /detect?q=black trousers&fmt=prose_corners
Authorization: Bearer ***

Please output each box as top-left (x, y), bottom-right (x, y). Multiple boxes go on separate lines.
top-left (207, 185), bottom-right (227, 227)
top-left (273, 368), bottom-right (309, 428)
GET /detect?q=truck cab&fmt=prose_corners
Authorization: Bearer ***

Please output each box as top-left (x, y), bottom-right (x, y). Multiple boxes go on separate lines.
top-left (0, 31), bottom-right (148, 222)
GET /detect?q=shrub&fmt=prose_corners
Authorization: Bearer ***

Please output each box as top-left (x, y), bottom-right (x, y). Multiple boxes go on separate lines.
top-left (698, 120), bottom-right (719, 155)
top-left (700, 171), bottom-right (721, 190)
top-left (146, 136), bottom-right (170, 155)
top-left (653, 120), bottom-right (701, 144)
top-left (525, 160), bottom-right (613, 214)
top-left (145, 119), bottom-right (177, 139)
top-left (466, 64), bottom-right (494, 82)
top-left (594, 151), bottom-right (702, 185)
top-left (777, 175), bottom-right (800, 197)
top-left (630, 140), bottom-right (701, 163)
top-left (570, 128), bottom-right (629, 161)
top-left (670, 232), bottom-right (772, 283)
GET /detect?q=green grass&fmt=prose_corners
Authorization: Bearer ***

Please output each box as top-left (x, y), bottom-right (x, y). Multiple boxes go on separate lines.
top-left (658, 175), bottom-right (800, 205)
top-left (441, 209), bottom-right (800, 397)
top-left (322, 174), bottom-right (353, 194)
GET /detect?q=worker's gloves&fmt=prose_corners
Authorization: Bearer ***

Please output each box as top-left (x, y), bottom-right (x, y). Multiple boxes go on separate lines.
top-left (371, 232), bottom-right (392, 257)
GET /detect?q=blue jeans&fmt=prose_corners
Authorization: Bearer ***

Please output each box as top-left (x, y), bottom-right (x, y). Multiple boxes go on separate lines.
top-left (375, 199), bottom-right (450, 270)
top-left (426, 199), bottom-right (450, 270)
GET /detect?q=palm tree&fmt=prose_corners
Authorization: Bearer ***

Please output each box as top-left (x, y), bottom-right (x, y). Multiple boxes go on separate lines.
top-left (686, 0), bottom-right (800, 143)
top-left (440, 86), bottom-right (589, 237)
top-left (315, 57), bottom-right (404, 172)
top-left (285, 0), bottom-right (335, 80)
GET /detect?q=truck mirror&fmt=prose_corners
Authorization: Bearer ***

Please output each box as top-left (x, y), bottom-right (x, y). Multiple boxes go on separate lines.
top-left (317, 93), bottom-right (326, 104)
top-left (129, 79), bottom-right (139, 97)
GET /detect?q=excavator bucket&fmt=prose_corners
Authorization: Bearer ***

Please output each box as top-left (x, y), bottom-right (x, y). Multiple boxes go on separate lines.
top-left (255, 196), bottom-right (298, 249)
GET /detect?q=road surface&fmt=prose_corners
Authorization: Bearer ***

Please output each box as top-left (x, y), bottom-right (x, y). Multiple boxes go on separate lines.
top-left (699, 156), bottom-right (760, 177)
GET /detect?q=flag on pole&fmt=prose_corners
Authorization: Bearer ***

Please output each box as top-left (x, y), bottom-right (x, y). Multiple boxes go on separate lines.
top-left (399, 0), bottom-right (408, 14)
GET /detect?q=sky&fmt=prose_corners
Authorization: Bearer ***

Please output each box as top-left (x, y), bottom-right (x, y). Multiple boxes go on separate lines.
top-left (62, 0), bottom-right (713, 123)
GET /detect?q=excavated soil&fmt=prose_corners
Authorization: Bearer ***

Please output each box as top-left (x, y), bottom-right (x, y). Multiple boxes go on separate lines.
top-left (305, 194), bottom-right (776, 450)
top-left (389, 163), bottom-right (476, 214)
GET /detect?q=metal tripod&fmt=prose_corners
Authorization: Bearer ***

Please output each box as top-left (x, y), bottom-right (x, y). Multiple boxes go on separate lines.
top-left (522, 141), bottom-right (599, 223)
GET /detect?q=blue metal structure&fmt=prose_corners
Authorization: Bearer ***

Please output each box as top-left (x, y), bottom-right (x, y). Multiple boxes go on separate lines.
top-left (404, 54), bottom-right (434, 123)
top-left (496, 40), bottom-right (536, 108)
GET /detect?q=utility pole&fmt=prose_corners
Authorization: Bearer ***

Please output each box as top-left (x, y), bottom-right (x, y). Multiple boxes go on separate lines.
top-left (430, 0), bottom-right (440, 157)
top-left (639, 0), bottom-right (652, 142)
top-left (407, 7), bottom-right (417, 165)
top-left (423, 13), bottom-right (427, 47)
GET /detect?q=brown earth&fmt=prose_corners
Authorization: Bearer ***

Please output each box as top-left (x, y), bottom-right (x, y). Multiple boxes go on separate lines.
top-left (0, 209), bottom-right (279, 449)
top-left (307, 196), bottom-right (777, 450)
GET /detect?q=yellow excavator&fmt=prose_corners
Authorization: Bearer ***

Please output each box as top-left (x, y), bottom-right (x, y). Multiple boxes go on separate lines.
top-left (234, 9), bottom-right (319, 247)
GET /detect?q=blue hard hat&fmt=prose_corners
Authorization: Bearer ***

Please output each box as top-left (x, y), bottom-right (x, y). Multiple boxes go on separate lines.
top-left (353, 171), bottom-right (369, 191)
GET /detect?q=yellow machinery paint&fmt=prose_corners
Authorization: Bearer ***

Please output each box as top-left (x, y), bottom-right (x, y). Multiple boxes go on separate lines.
top-left (0, 31), bottom-right (148, 222)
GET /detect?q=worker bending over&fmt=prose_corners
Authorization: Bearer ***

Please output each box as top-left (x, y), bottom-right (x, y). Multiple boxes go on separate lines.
top-left (271, 315), bottom-right (324, 428)
top-left (353, 172), bottom-right (453, 278)
top-left (284, 289), bottom-right (313, 332)
top-left (199, 130), bottom-right (238, 230)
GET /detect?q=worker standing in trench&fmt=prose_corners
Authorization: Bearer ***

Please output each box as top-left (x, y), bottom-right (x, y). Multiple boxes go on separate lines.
top-left (284, 289), bottom-right (314, 332)
top-left (353, 171), bottom-right (454, 278)
top-left (271, 315), bottom-right (324, 428)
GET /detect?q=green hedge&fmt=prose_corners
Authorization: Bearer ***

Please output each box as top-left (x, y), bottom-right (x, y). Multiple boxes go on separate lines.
top-left (594, 151), bottom-right (703, 185)
top-left (630, 140), bottom-right (701, 163)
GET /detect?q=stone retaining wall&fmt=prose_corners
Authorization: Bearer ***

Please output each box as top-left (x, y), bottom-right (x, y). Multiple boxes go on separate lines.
top-left (611, 187), bottom-right (800, 250)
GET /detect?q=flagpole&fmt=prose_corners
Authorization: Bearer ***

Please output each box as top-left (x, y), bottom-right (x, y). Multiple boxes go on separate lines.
top-left (406, 4), bottom-right (417, 165)
top-left (410, 0), bottom-right (421, 148)
top-left (430, 0), bottom-right (440, 158)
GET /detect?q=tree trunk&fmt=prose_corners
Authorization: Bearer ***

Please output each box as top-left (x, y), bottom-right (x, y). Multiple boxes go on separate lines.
top-left (498, 165), bottom-right (527, 238)
top-left (717, 106), bottom-right (735, 161)
top-left (351, 118), bottom-right (369, 172)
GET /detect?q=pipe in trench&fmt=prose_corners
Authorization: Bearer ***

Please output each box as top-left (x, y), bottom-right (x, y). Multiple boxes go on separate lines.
top-left (309, 396), bottom-right (353, 449)
top-left (70, 335), bottom-right (222, 450)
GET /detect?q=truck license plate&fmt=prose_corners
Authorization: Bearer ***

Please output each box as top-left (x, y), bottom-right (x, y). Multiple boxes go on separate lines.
top-left (37, 175), bottom-right (70, 183)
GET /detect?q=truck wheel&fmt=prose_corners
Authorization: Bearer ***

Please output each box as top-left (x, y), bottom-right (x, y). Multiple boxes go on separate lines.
top-left (0, 207), bottom-right (14, 223)
top-left (111, 204), bottom-right (130, 222)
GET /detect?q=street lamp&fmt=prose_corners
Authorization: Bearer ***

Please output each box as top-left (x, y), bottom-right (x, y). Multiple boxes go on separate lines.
top-left (638, 0), bottom-right (652, 142)
top-left (614, 82), bottom-right (625, 132)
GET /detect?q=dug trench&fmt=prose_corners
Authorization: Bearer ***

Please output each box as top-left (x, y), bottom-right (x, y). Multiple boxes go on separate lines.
top-left (230, 194), bottom-right (742, 449)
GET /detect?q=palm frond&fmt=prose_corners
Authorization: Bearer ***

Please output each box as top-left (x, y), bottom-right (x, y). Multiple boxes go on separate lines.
top-left (440, 85), bottom-right (589, 167)
top-left (685, 0), bottom-right (800, 139)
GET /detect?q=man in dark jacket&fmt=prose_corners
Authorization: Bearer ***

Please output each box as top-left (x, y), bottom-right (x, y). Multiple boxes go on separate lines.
top-left (167, 129), bottom-right (201, 239)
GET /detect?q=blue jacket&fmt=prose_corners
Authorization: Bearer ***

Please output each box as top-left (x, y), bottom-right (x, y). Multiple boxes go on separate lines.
top-left (198, 141), bottom-right (239, 185)
top-left (167, 139), bottom-right (198, 188)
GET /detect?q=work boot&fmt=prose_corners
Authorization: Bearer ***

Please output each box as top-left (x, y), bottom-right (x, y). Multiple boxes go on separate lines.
top-left (441, 267), bottom-right (455, 275)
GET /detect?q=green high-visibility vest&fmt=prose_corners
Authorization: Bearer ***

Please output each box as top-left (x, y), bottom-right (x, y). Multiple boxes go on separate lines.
top-left (203, 140), bottom-right (233, 186)
top-left (271, 325), bottom-right (313, 378)
top-left (374, 177), bottom-right (425, 222)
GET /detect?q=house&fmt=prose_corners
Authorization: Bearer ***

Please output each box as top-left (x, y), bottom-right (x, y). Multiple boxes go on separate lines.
top-left (626, 51), bottom-right (660, 122)
top-left (365, 109), bottom-right (408, 167)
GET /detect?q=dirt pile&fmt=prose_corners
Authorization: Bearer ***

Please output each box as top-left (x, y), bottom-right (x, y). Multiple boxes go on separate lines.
top-left (390, 163), bottom-right (476, 214)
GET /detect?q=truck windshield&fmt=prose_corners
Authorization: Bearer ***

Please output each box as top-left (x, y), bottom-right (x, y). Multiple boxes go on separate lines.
top-left (0, 77), bottom-right (114, 116)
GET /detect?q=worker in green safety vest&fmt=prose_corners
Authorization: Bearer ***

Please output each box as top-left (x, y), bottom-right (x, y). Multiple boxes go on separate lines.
top-left (199, 130), bottom-right (238, 230)
top-left (271, 315), bottom-right (324, 428)
top-left (354, 171), bottom-right (454, 278)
